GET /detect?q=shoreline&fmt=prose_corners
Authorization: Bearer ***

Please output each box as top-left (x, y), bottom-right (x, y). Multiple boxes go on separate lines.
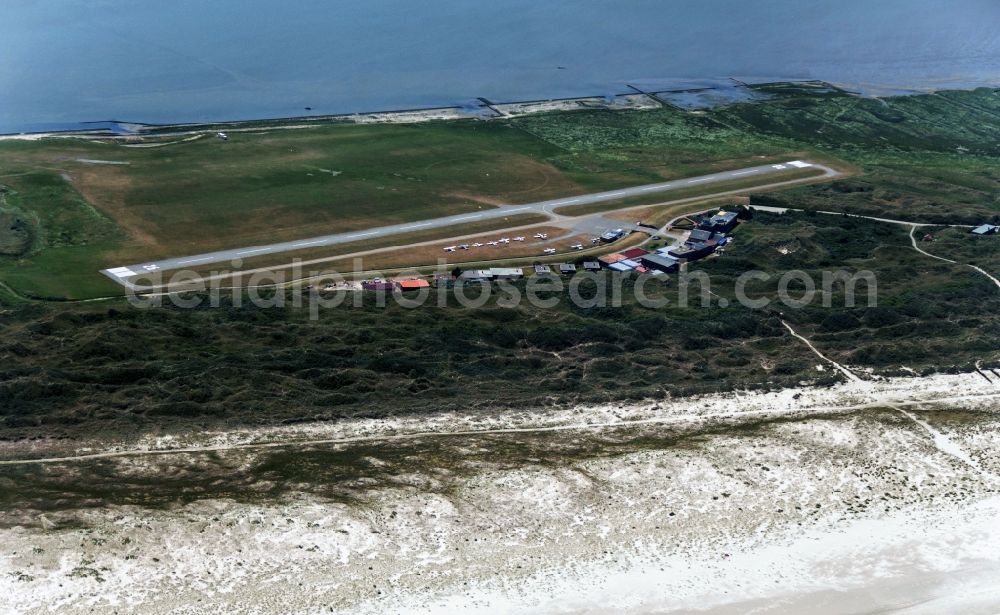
top-left (3, 78), bottom-right (996, 141)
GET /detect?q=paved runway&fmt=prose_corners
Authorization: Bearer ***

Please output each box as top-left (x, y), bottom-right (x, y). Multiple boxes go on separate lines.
top-left (103, 160), bottom-right (833, 286)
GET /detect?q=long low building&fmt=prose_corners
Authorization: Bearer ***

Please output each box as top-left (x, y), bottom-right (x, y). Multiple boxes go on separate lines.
top-left (640, 253), bottom-right (680, 273)
top-left (490, 267), bottom-right (524, 279)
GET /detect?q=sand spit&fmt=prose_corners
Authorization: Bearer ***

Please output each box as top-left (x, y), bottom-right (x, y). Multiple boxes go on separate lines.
top-left (1, 372), bottom-right (999, 613)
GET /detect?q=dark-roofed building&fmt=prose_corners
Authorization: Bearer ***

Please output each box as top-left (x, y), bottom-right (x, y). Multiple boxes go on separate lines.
top-left (688, 228), bottom-right (718, 243)
top-left (640, 253), bottom-right (680, 273)
top-left (971, 224), bottom-right (999, 236)
top-left (700, 210), bottom-right (740, 233)
top-left (582, 261), bottom-right (602, 272)
top-left (600, 228), bottom-right (626, 243)
top-left (669, 241), bottom-right (716, 262)
top-left (534, 264), bottom-right (553, 276)
top-left (558, 263), bottom-right (577, 275)
top-left (361, 280), bottom-right (395, 292)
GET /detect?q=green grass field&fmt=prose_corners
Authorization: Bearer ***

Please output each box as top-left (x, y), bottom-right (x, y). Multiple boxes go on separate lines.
top-left (2, 84), bottom-right (1000, 299)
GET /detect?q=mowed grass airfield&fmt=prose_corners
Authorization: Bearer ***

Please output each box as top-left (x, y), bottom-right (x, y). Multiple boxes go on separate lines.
top-left (0, 112), bottom-right (807, 298)
top-left (5, 82), bottom-right (1000, 299)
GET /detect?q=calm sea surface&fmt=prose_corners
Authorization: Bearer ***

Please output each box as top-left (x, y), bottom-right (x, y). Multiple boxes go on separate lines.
top-left (2, 0), bottom-right (999, 133)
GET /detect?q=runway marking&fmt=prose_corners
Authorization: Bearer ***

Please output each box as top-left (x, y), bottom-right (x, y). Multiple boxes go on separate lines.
top-left (237, 248), bottom-right (270, 255)
top-left (788, 160), bottom-right (812, 168)
top-left (398, 223), bottom-right (433, 230)
top-left (296, 240), bottom-right (326, 247)
top-left (687, 178), bottom-right (710, 184)
top-left (733, 170), bottom-right (757, 176)
top-left (507, 206), bottom-right (533, 213)
top-left (452, 214), bottom-right (484, 221)
top-left (176, 257), bottom-right (213, 265)
top-left (106, 267), bottom-right (137, 278)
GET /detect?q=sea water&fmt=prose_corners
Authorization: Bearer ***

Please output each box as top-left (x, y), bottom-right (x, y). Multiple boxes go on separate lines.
top-left (2, 0), bottom-right (998, 133)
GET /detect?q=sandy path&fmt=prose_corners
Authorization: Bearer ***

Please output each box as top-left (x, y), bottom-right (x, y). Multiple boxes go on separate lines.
top-left (781, 320), bottom-right (863, 382)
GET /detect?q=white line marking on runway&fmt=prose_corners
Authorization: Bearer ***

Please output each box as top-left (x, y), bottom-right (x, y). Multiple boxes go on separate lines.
top-left (237, 248), bottom-right (270, 255)
top-left (453, 215), bottom-right (484, 221)
top-left (176, 257), bottom-right (212, 265)
top-left (732, 170), bottom-right (757, 176)
top-left (687, 178), bottom-right (710, 184)
top-left (507, 206), bottom-right (533, 212)
top-left (106, 267), bottom-right (138, 278)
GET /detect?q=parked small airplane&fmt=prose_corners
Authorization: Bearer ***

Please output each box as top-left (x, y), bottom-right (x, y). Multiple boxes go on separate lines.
top-left (499, 238), bottom-right (511, 244)
top-left (513, 236), bottom-right (525, 241)
top-left (487, 241), bottom-right (499, 246)
top-left (543, 248), bottom-right (557, 254)
top-left (571, 243), bottom-right (584, 250)
top-left (443, 246), bottom-right (457, 252)
top-left (472, 242), bottom-right (484, 247)
top-left (458, 244), bottom-right (470, 250)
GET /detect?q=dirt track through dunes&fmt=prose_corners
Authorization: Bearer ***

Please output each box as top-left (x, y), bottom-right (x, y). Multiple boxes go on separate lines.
top-left (908, 226), bottom-right (1000, 289)
top-left (781, 320), bottom-right (863, 383)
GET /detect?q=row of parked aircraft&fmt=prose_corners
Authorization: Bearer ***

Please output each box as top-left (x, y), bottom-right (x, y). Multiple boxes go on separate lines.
top-left (443, 233), bottom-right (551, 252)
top-left (443, 232), bottom-right (592, 254)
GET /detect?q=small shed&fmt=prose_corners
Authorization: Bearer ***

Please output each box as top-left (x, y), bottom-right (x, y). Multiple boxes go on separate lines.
top-left (558, 263), bottom-right (577, 275)
top-left (534, 264), bottom-right (553, 276)
top-left (582, 261), bottom-right (602, 272)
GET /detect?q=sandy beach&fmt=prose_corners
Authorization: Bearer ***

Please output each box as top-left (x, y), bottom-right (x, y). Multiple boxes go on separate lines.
top-left (1, 371), bottom-right (998, 614)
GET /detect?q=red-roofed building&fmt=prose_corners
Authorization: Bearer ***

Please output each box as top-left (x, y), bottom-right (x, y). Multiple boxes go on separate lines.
top-left (620, 247), bottom-right (649, 260)
top-left (398, 279), bottom-right (430, 290)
